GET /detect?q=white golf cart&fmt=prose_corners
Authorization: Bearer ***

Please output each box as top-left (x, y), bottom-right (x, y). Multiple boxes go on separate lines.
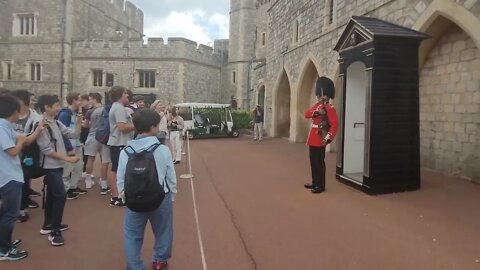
top-left (175, 103), bottom-right (240, 139)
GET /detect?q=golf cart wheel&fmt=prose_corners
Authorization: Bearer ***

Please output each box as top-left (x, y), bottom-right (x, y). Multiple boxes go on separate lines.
top-left (231, 130), bottom-right (240, 137)
top-left (187, 132), bottom-right (195, 140)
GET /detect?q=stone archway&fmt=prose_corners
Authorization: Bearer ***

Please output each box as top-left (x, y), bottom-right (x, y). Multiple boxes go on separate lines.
top-left (413, 0), bottom-right (480, 68)
top-left (273, 70), bottom-right (291, 138)
top-left (295, 60), bottom-right (319, 143)
top-left (417, 11), bottom-right (480, 182)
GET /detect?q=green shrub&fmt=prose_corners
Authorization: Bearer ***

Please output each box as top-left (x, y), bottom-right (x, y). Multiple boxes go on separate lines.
top-left (231, 110), bottom-right (252, 129)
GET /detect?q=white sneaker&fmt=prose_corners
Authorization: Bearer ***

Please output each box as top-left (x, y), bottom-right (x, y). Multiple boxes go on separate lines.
top-left (85, 180), bottom-right (94, 189)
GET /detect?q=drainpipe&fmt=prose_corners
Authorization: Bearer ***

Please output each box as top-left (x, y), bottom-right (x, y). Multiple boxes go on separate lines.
top-left (60, 0), bottom-right (67, 103)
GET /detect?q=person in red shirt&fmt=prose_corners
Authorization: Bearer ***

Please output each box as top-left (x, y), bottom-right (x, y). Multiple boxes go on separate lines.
top-left (304, 76), bottom-right (339, 193)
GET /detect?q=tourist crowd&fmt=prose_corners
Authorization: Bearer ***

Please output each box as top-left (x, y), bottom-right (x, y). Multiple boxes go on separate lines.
top-left (0, 86), bottom-right (181, 270)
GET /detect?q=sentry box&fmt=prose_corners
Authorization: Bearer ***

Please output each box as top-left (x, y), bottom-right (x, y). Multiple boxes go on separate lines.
top-left (333, 16), bottom-right (429, 194)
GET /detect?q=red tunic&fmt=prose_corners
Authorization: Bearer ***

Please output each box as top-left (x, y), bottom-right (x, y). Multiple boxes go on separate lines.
top-left (305, 102), bottom-right (339, 147)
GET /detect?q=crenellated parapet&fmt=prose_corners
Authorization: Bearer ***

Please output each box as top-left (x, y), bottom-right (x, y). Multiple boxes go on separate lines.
top-left (72, 37), bottom-right (229, 67)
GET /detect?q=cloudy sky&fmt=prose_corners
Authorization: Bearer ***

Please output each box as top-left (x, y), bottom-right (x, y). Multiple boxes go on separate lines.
top-left (129, 0), bottom-right (230, 45)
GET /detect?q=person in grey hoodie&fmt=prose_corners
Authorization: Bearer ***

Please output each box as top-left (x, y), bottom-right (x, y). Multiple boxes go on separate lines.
top-left (10, 89), bottom-right (42, 222)
top-left (36, 95), bottom-right (81, 246)
top-left (117, 109), bottom-right (177, 270)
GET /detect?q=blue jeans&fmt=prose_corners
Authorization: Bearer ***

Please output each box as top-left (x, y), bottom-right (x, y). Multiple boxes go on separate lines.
top-left (43, 169), bottom-right (66, 230)
top-left (0, 180), bottom-right (23, 253)
top-left (124, 193), bottom-right (173, 270)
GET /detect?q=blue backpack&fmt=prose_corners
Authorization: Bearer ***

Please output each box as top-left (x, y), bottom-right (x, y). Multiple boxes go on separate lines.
top-left (56, 108), bottom-right (74, 151)
top-left (95, 104), bottom-right (112, 144)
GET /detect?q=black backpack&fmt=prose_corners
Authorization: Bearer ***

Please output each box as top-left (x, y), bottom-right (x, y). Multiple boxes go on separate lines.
top-left (124, 143), bottom-right (167, 212)
top-left (21, 122), bottom-right (56, 179)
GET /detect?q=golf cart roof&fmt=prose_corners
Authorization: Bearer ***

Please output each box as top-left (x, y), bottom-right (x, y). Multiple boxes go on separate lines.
top-left (175, 103), bottom-right (231, 108)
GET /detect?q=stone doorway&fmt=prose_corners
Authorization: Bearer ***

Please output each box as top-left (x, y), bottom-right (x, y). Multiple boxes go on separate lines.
top-left (296, 60), bottom-right (319, 143)
top-left (274, 70), bottom-right (291, 138)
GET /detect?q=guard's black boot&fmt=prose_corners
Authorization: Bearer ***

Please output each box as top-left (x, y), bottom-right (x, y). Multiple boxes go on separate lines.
top-left (311, 187), bottom-right (325, 194)
top-left (304, 183), bottom-right (314, 189)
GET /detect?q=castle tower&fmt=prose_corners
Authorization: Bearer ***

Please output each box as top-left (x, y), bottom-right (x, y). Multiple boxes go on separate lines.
top-left (228, 0), bottom-right (256, 109)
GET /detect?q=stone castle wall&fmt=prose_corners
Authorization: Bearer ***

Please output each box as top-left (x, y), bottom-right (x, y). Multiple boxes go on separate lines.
top-left (0, 0), bottom-right (143, 96)
top-left (256, 0), bottom-right (479, 181)
top-left (0, 0), bottom-right (67, 95)
top-left (70, 0), bottom-right (143, 40)
top-left (71, 38), bottom-right (226, 105)
top-left (419, 25), bottom-right (480, 181)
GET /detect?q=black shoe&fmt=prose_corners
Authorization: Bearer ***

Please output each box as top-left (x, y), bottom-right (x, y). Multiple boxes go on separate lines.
top-left (29, 188), bottom-right (41, 197)
top-left (73, 187), bottom-right (87, 195)
top-left (27, 199), bottom-right (39, 208)
top-left (17, 212), bottom-right (29, 223)
top-left (311, 187), bottom-right (325, 194)
top-left (173, 160), bottom-right (180, 165)
top-left (40, 224), bottom-right (69, 235)
top-left (304, 183), bottom-right (314, 189)
top-left (48, 230), bottom-right (64, 246)
top-left (109, 197), bottom-right (125, 207)
top-left (66, 190), bottom-right (79, 200)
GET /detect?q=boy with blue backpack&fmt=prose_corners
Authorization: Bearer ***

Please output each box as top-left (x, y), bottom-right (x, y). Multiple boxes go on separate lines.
top-left (57, 92), bottom-right (86, 200)
top-left (117, 109), bottom-right (177, 270)
top-left (84, 93), bottom-right (111, 193)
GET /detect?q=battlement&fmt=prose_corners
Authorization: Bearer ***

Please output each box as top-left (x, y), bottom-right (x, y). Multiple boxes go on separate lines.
top-left (72, 37), bottom-right (230, 67)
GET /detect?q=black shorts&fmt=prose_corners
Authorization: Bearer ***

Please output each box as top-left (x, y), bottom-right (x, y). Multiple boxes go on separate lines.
top-left (109, 145), bottom-right (124, 172)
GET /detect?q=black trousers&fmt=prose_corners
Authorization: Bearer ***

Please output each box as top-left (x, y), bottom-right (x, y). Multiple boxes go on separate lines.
top-left (43, 169), bottom-right (66, 229)
top-left (309, 146), bottom-right (326, 189)
top-left (82, 148), bottom-right (88, 172)
top-left (20, 177), bottom-right (30, 210)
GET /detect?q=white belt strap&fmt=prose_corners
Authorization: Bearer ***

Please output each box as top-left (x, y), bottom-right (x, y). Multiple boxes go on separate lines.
top-left (311, 124), bottom-right (319, 128)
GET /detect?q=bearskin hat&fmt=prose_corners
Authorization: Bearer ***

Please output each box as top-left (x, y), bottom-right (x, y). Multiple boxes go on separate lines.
top-left (315, 76), bottom-right (335, 99)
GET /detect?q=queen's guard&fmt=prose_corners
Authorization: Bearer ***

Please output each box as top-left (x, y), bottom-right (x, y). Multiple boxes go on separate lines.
top-left (304, 76), bottom-right (339, 193)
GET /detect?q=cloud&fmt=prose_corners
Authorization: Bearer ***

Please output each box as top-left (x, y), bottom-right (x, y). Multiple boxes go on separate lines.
top-left (129, 0), bottom-right (230, 44)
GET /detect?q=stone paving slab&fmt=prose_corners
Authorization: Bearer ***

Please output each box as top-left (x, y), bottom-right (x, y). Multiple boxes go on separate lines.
top-left (2, 136), bottom-right (480, 270)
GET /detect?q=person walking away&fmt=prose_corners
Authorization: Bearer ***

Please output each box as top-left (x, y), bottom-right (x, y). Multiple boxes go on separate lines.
top-left (83, 93), bottom-right (111, 190)
top-left (36, 95), bottom-right (81, 246)
top-left (57, 92), bottom-right (86, 199)
top-left (304, 77), bottom-right (338, 194)
top-left (167, 107), bottom-right (184, 164)
top-left (252, 105), bottom-right (264, 141)
top-left (117, 108), bottom-right (177, 270)
top-left (107, 86), bottom-right (135, 207)
top-left (0, 94), bottom-right (44, 260)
